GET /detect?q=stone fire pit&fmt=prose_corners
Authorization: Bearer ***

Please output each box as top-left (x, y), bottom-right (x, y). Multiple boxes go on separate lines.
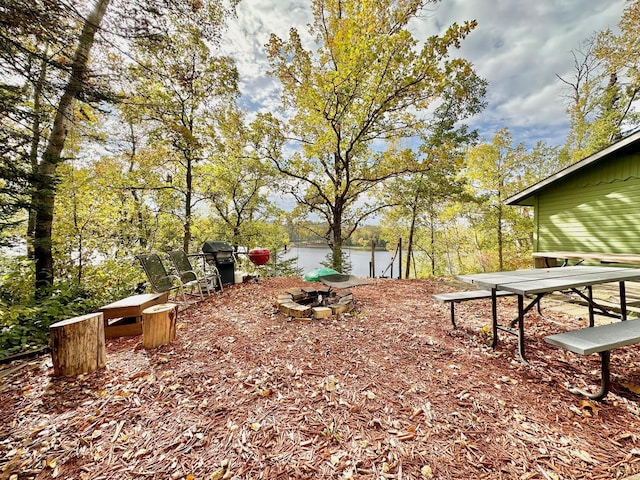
top-left (275, 286), bottom-right (354, 319)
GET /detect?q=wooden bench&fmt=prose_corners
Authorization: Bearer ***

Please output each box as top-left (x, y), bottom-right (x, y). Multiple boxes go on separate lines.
top-left (545, 319), bottom-right (640, 400)
top-left (534, 251), bottom-right (640, 268)
top-left (432, 290), bottom-right (516, 328)
top-left (99, 292), bottom-right (169, 338)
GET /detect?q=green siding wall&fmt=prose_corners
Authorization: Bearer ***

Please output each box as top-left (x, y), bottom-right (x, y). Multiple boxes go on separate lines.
top-left (536, 152), bottom-right (640, 253)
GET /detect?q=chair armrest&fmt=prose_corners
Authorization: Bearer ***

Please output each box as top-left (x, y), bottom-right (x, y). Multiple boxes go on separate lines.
top-left (164, 273), bottom-right (184, 288)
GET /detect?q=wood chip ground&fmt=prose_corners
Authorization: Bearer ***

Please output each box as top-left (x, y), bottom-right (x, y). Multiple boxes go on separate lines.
top-left (3, 277), bottom-right (640, 479)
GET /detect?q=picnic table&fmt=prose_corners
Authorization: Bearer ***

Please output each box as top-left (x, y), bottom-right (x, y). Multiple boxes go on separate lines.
top-left (457, 266), bottom-right (640, 362)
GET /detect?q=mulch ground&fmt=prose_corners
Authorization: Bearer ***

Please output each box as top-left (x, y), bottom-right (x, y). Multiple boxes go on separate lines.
top-left (3, 277), bottom-right (640, 479)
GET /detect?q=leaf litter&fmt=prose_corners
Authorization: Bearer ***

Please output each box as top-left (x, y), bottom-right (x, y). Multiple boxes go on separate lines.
top-left (1, 277), bottom-right (640, 479)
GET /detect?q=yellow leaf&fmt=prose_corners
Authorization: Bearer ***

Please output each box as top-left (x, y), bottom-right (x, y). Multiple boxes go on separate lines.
top-left (134, 448), bottom-right (148, 458)
top-left (579, 399), bottom-right (600, 416)
top-left (210, 467), bottom-right (225, 480)
top-left (421, 465), bottom-right (434, 478)
top-left (571, 449), bottom-right (596, 464)
top-left (622, 382), bottom-right (640, 394)
top-left (324, 375), bottom-right (337, 392)
top-left (46, 459), bottom-right (57, 468)
top-left (250, 422), bottom-right (261, 431)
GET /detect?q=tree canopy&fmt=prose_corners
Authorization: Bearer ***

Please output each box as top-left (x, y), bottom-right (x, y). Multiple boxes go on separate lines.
top-left (560, 0), bottom-right (640, 162)
top-left (263, 0), bottom-right (486, 271)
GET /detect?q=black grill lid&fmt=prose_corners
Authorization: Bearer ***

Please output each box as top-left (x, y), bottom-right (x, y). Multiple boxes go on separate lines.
top-left (202, 241), bottom-right (233, 253)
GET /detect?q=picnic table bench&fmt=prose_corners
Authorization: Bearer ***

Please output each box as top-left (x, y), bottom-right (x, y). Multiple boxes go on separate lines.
top-left (431, 290), bottom-right (516, 328)
top-left (545, 319), bottom-right (640, 400)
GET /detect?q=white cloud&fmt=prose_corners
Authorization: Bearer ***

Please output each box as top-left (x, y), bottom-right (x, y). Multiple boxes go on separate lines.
top-left (420, 0), bottom-right (626, 146)
top-left (222, 0), bottom-right (312, 113)
top-left (220, 0), bottom-right (627, 148)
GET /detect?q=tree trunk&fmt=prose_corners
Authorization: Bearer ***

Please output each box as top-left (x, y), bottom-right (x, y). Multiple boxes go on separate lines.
top-left (27, 52), bottom-right (48, 259)
top-left (330, 206), bottom-right (344, 273)
top-left (183, 155), bottom-right (193, 252)
top-left (32, 0), bottom-right (112, 297)
top-left (125, 119), bottom-right (148, 251)
top-left (430, 213), bottom-right (436, 276)
top-left (405, 198), bottom-right (418, 279)
top-left (497, 204), bottom-right (504, 270)
top-left (473, 230), bottom-right (486, 272)
top-left (451, 224), bottom-right (464, 272)
top-left (331, 241), bottom-right (343, 273)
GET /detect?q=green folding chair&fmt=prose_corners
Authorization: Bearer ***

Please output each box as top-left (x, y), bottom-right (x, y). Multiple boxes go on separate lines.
top-left (168, 250), bottom-right (222, 296)
top-left (136, 253), bottom-right (192, 305)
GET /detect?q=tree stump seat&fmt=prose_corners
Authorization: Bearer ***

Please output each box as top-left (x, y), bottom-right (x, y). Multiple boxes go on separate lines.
top-left (50, 312), bottom-right (106, 376)
top-left (142, 303), bottom-right (178, 349)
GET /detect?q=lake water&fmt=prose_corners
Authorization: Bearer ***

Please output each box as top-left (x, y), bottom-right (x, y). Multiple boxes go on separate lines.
top-left (277, 246), bottom-right (395, 278)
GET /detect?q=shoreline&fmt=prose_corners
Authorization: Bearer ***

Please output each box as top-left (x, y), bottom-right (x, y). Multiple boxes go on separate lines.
top-left (286, 243), bottom-right (389, 252)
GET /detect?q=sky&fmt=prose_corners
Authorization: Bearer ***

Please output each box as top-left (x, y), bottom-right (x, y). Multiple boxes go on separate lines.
top-left (220, 0), bottom-right (628, 150)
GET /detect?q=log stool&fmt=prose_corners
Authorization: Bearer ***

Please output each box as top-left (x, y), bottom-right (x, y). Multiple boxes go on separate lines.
top-left (142, 303), bottom-right (178, 349)
top-left (50, 312), bottom-right (106, 376)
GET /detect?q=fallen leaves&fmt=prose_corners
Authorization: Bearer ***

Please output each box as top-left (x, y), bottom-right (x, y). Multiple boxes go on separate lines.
top-left (622, 382), bottom-right (640, 394)
top-left (2, 277), bottom-right (640, 479)
top-left (571, 449), bottom-right (597, 465)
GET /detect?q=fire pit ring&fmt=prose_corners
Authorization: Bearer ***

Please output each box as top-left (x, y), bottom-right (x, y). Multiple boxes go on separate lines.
top-left (275, 287), bottom-right (354, 319)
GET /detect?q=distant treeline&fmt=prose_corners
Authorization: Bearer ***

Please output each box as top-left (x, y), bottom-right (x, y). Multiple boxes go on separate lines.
top-left (284, 224), bottom-right (389, 250)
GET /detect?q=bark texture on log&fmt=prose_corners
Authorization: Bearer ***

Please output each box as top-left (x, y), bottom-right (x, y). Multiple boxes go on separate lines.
top-left (142, 303), bottom-right (178, 349)
top-left (50, 312), bottom-right (106, 376)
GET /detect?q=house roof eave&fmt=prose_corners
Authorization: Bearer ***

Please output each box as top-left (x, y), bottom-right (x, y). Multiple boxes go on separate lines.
top-left (505, 129), bottom-right (640, 206)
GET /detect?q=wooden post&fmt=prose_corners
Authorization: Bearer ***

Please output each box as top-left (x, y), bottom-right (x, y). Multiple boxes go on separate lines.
top-left (50, 312), bottom-right (106, 376)
top-left (370, 239), bottom-right (376, 278)
top-left (142, 303), bottom-right (178, 349)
